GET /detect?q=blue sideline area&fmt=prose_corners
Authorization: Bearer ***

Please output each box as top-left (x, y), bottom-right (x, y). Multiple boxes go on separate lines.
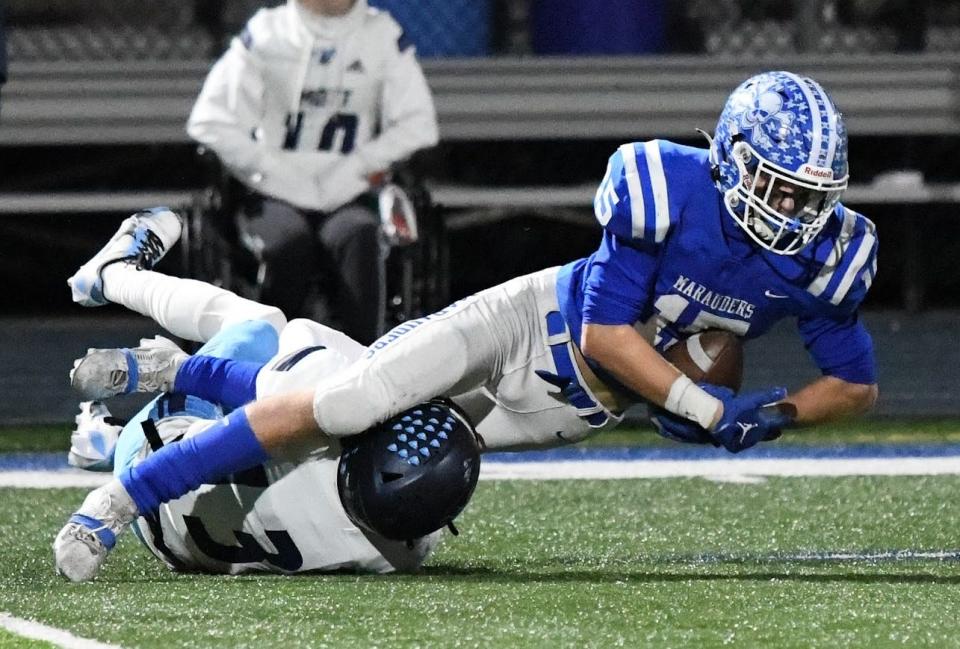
top-left (7, 444), bottom-right (960, 472)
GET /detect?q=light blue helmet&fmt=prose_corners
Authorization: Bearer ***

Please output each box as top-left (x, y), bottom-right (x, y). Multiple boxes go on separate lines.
top-left (708, 71), bottom-right (849, 254)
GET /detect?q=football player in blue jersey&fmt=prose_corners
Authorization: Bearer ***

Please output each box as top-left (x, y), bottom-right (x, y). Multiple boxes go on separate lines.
top-left (571, 70), bottom-right (877, 445)
top-left (55, 70), bottom-right (877, 581)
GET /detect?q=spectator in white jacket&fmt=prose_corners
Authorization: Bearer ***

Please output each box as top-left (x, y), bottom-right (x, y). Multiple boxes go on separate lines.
top-left (188, 0), bottom-right (438, 344)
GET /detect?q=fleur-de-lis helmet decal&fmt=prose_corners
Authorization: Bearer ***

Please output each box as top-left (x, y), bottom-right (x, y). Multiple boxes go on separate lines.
top-left (707, 71), bottom-right (849, 255)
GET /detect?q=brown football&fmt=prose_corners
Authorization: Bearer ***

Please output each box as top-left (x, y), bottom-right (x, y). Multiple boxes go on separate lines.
top-left (662, 330), bottom-right (743, 391)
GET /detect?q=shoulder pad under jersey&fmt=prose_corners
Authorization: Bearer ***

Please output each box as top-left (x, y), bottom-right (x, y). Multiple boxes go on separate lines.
top-left (593, 140), bottom-right (687, 244)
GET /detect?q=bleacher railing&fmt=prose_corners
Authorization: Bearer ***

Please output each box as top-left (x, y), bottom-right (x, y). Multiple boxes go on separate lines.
top-left (3, 54), bottom-right (959, 145)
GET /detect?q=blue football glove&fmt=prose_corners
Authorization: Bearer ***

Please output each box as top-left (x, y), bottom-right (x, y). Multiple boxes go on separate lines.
top-left (649, 406), bottom-right (719, 447)
top-left (701, 384), bottom-right (792, 453)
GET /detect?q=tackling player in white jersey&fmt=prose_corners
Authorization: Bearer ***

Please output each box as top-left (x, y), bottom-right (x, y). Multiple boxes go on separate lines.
top-left (112, 391), bottom-right (439, 575)
top-left (61, 209), bottom-right (442, 578)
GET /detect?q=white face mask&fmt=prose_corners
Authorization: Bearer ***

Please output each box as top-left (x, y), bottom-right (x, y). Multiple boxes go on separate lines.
top-left (725, 141), bottom-right (847, 255)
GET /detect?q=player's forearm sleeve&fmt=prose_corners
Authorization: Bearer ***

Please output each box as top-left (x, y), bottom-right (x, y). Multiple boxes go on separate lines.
top-left (119, 408), bottom-right (268, 514)
top-left (174, 355), bottom-right (264, 410)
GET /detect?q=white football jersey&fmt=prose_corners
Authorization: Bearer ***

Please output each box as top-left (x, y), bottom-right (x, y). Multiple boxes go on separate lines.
top-left (133, 319), bottom-right (438, 574)
top-left (187, 0), bottom-right (438, 212)
top-left (134, 427), bottom-right (437, 575)
top-left (256, 318), bottom-right (366, 397)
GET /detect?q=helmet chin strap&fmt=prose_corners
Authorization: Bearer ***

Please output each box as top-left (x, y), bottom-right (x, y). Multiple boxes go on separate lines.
top-left (698, 129), bottom-right (728, 187)
top-left (696, 128), bottom-right (716, 164)
top-left (695, 128), bottom-right (714, 148)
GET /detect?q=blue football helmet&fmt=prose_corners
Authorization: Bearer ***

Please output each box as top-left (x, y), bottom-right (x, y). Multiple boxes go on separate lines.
top-left (707, 71), bottom-right (849, 255)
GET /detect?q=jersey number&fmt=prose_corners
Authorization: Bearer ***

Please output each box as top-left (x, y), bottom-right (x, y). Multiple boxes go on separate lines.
top-left (654, 294), bottom-right (751, 336)
top-left (594, 162), bottom-right (619, 226)
top-left (183, 465), bottom-right (304, 571)
top-left (184, 515), bottom-right (304, 571)
top-left (283, 112), bottom-right (358, 153)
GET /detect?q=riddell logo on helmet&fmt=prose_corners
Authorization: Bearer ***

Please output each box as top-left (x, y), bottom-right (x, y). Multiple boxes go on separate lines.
top-left (799, 165), bottom-right (833, 179)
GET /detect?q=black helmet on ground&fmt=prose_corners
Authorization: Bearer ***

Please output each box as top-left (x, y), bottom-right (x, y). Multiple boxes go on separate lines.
top-left (337, 398), bottom-right (481, 541)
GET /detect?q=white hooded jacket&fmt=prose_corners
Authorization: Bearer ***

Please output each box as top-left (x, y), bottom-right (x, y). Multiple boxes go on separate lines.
top-left (187, 0), bottom-right (438, 212)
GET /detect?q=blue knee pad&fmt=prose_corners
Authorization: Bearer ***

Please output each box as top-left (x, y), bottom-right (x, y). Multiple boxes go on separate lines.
top-left (195, 319), bottom-right (280, 363)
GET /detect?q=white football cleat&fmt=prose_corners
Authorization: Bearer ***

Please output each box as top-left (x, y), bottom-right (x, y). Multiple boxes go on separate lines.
top-left (70, 336), bottom-right (188, 400)
top-left (68, 401), bottom-right (124, 471)
top-left (68, 207), bottom-right (182, 307)
top-left (53, 479), bottom-right (138, 583)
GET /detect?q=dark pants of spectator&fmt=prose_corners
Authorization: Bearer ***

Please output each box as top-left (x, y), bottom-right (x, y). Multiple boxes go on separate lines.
top-left (240, 195), bottom-right (386, 346)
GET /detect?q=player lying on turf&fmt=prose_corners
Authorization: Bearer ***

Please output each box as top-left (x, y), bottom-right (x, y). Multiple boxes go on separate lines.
top-left (66, 395), bottom-right (448, 578)
top-left (55, 70), bottom-right (879, 582)
top-left (57, 256), bottom-right (485, 580)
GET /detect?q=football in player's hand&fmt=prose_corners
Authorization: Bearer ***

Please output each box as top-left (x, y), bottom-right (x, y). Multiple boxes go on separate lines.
top-left (662, 330), bottom-right (743, 391)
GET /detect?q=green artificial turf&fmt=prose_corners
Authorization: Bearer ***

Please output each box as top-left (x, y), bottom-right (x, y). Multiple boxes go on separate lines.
top-left (0, 629), bottom-right (54, 649)
top-left (3, 472), bottom-right (960, 648)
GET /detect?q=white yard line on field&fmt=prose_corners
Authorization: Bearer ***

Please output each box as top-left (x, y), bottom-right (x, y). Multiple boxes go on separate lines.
top-left (0, 470), bottom-right (111, 488)
top-left (477, 456), bottom-right (960, 480)
top-left (5, 455), bottom-right (960, 488)
top-left (0, 613), bottom-right (123, 649)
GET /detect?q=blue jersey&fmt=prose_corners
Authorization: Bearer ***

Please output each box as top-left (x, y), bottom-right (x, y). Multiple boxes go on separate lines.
top-left (556, 140), bottom-right (878, 386)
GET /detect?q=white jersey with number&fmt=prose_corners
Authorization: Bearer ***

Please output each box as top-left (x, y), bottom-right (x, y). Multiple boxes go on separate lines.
top-left (135, 433), bottom-right (437, 575)
top-left (133, 320), bottom-right (439, 575)
top-left (186, 0), bottom-right (438, 212)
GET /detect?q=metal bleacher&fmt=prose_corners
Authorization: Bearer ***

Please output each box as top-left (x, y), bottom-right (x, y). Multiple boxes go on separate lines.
top-left (4, 54), bottom-right (960, 145)
top-left (2, 53), bottom-right (960, 216)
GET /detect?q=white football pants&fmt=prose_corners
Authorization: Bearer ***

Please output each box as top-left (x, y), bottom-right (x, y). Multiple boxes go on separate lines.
top-left (102, 264), bottom-right (286, 342)
top-left (101, 264), bottom-right (366, 376)
top-left (312, 267), bottom-right (622, 451)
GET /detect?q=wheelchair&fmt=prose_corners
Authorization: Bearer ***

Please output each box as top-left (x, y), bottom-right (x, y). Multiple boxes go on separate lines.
top-left (180, 148), bottom-right (449, 334)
